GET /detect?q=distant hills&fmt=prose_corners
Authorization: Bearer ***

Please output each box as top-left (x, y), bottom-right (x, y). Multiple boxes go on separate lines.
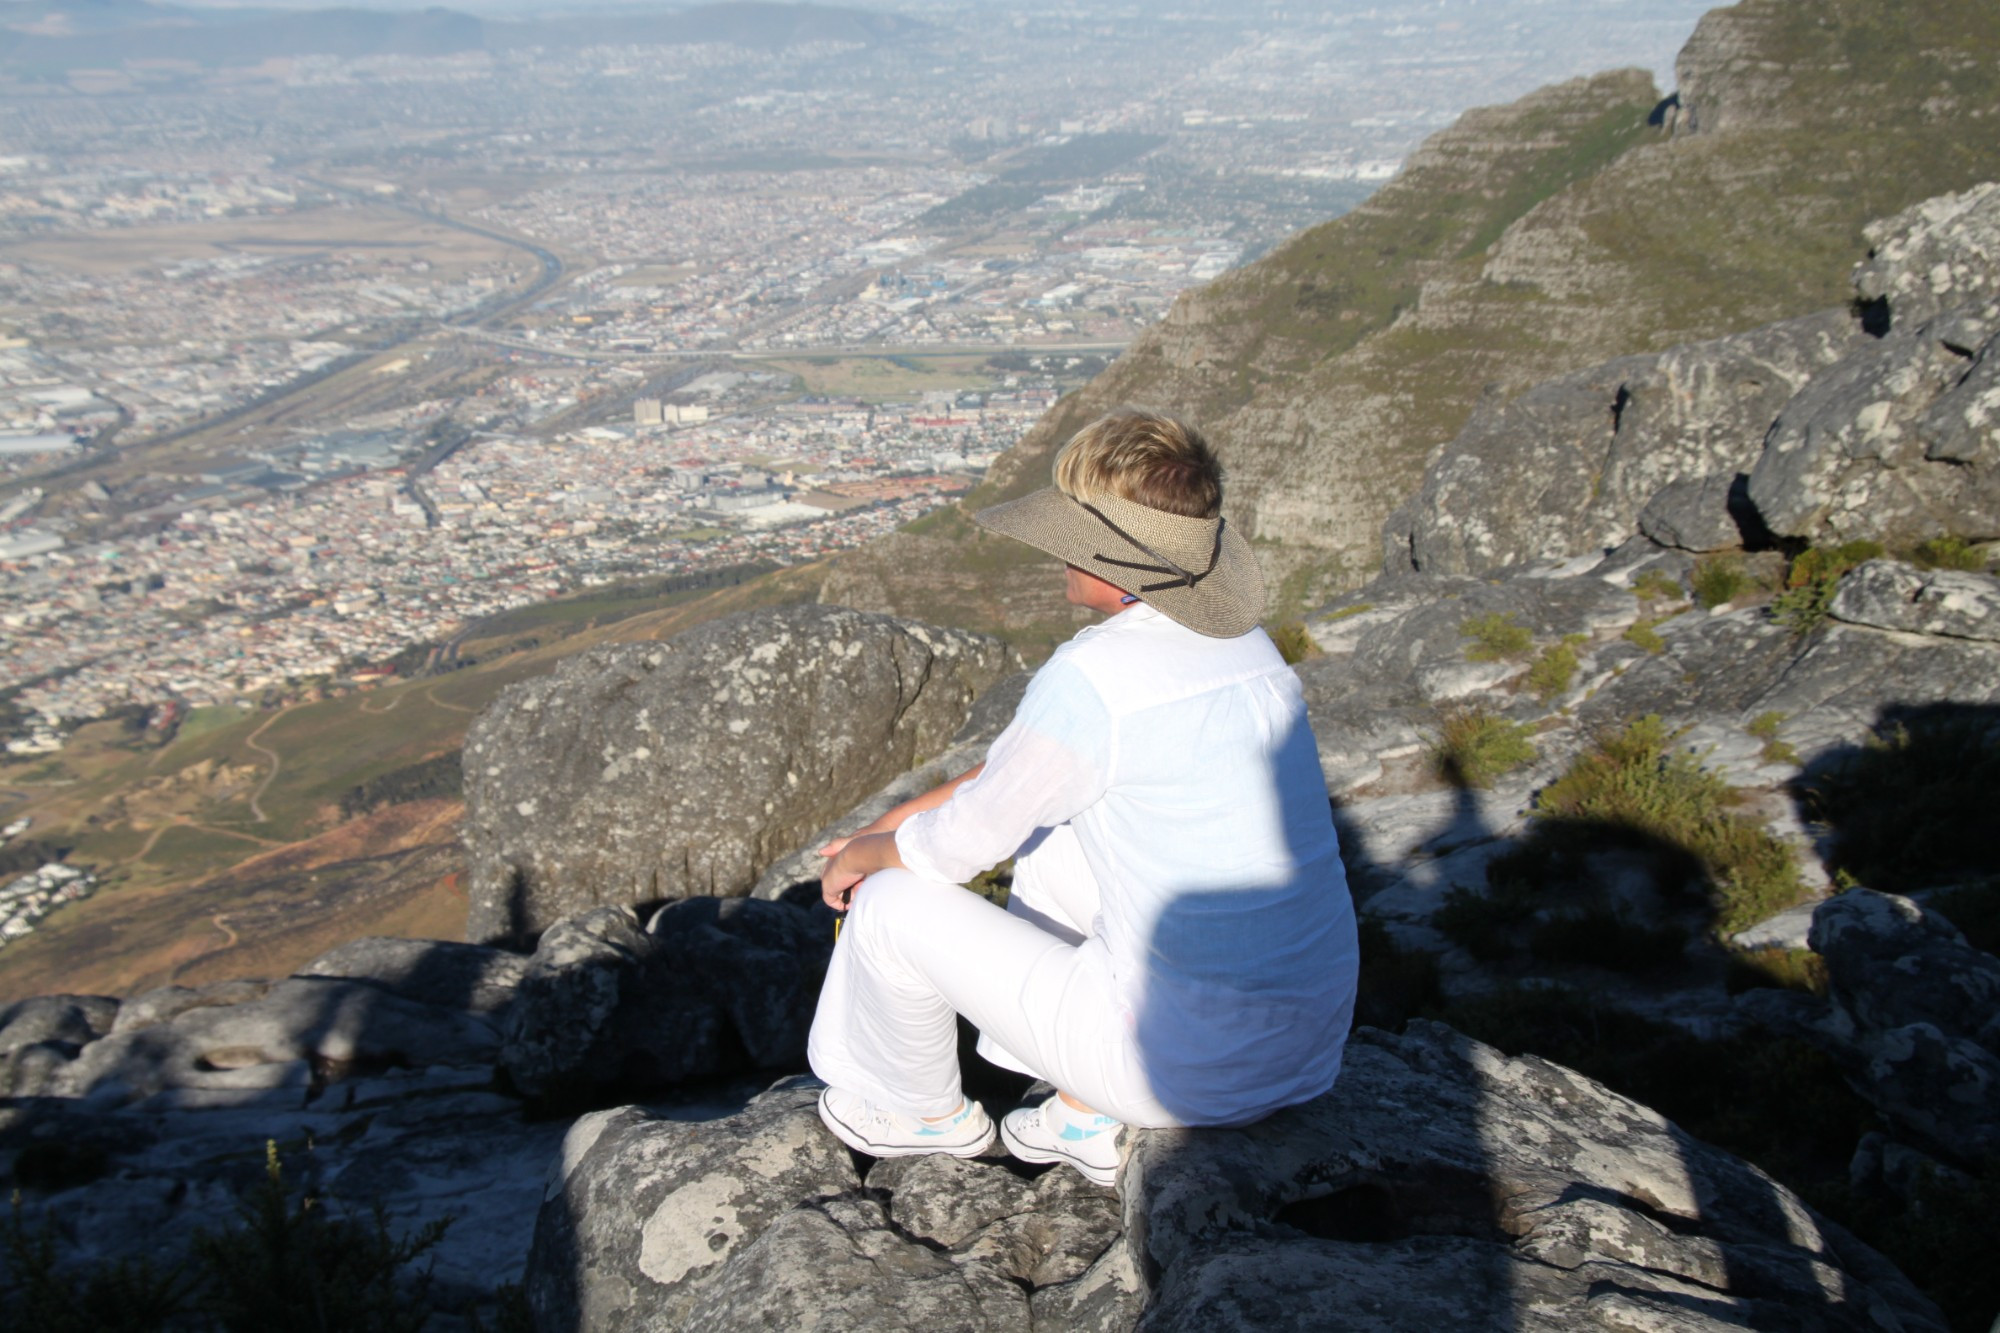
top-left (0, 0), bottom-right (921, 73)
top-left (822, 0), bottom-right (2000, 639)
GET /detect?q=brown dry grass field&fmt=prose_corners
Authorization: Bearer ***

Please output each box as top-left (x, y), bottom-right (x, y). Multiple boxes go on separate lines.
top-left (765, 351), bottom-right (1001, 400)
top-left (0, 562), bottom-right (827, 1003)
top-left (0, 204), bottom-right (529, 280)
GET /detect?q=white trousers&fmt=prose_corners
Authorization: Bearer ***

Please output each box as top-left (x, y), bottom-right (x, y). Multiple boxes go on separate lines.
top-left (806, 825), bottom-right (1179, 1126)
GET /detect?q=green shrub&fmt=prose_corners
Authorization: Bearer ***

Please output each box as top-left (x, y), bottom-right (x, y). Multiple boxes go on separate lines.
top-left (1459, 612), bottom-right (1533, 662)
top-left (1268, 620), bottom-right (1323, 665)
top-left (1427, 705), bottom-right (1536, 789)
top-left (1433, 881), bottom-right (1539, 962)
top-left (967, 859), bottom-right (1014, 907)
top-left (1528, 907), bottom-right (1687, 972)
top-left (1622, 618), bottom-right (1667, 654)
top-left (1745, 710), bottom-right (1800, 766)
top-left (1803, 710), bottom-right (2000, 898)
top-left (1319, 601), bottom-right (1375, 624)
top-left (1723, 945), bottom-right (1828, 995)
top-left (1533, 715), bottom-right (1804, 935)
top-left (1911, 534), bottom-right (1988, 572)
top-left (1524, 635), bottom-right (1586, 703)
top-left (1630, 569), bottom-right (1685, 602)
top-left (194, 1141), bottom-right (449, 1333)
top-left (1691, 555), bottom-right (1752, 609)
top-left (3, 1197), bottom-right (192, 1333)
top-left (2, 1142), bottom-right (455, 1333)
top-left (1772, 539), bottom-right (1885, 634)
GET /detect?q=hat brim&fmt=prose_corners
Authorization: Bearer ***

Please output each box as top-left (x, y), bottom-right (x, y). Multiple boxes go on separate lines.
top-left (974, 488), bottom-right (1265, 638)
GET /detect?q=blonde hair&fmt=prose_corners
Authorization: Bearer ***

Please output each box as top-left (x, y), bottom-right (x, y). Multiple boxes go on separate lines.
top-left (1052, 409), bottom-right (1223, 519)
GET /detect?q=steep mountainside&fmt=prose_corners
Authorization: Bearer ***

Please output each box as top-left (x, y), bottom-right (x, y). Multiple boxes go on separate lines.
top-left (822, 0), bottom-right (2000, 638)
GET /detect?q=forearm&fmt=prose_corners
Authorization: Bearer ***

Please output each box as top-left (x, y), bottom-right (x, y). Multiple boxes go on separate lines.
top-left (865, 763), bottom-right (985, 835)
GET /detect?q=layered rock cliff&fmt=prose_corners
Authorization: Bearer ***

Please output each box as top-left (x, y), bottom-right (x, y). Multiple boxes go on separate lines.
top-left (822, 0), bottom-right (2000, 635)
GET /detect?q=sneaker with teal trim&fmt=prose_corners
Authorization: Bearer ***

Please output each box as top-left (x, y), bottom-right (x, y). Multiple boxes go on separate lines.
top-left (999, 1095), bottom-right (1123, 1187)
top-left (816, 1086), bottom-right (996, 1158)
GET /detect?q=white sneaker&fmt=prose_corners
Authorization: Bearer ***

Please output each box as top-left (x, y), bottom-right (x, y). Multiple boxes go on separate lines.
top-left (816, 1086), bottom-right (997, 1158)
top-left (999, 1095), bottom-right (1123, 1187)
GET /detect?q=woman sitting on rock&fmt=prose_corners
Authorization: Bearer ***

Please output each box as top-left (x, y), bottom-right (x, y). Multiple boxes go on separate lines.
top-left (808, 409), bottom-right (1359, 1186)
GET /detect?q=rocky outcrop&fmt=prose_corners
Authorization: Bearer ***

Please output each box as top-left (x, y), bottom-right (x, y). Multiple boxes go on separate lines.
top-left (530, 1026), bottom-right (1944, 1332)
top-left (1391, 184), bottom-right (2000, 574)
top-left (499, 898), bottom-right (833, 1106)
top-left (1747, 312), bottom-right (2000, 546)
top-left (461, 605), bottom-right (1012, 943)
top-left (1829, 559), bottom-right (2000, 641)
top-left (1803, 889), bottom-right (2000, 1160)
top-left (1855, 182), bottom-right (2000, 332)
top-left (1389, 312), bottom-right (1857, 575)
top-left (819, 0), bottom-right (2000, 632)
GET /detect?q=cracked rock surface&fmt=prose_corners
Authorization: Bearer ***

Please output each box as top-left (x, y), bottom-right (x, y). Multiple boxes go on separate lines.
top-left (461, 604), bottom-right (1012, 942)
top-left (529, 1027), bottom-right (1943, 1332)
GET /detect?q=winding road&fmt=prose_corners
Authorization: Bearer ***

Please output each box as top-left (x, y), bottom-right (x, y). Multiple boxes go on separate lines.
top-left (242, 707), bottom-right (292, 825)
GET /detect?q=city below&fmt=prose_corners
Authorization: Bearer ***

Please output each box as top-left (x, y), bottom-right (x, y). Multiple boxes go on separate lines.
top-left (0, 0), bottom-right (1713, 949)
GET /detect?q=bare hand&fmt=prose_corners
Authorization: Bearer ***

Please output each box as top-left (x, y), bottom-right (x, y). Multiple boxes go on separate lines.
top-left (817, 831), bottom-right (902, 912)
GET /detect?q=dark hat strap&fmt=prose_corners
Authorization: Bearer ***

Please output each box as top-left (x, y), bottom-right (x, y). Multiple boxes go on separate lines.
top-left (1078, 500), bottom-right (1223, 592)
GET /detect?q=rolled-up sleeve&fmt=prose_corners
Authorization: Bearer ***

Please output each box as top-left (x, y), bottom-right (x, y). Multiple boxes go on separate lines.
top-left (896, 655), bottom-right (1112, 885)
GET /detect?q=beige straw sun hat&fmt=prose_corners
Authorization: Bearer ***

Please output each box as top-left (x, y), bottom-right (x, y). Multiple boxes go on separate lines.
top-left (973, 487), bottom-right (1265, 638)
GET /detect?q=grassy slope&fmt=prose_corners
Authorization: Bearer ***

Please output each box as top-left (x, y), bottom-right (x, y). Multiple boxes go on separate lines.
top-left (822, 0), bottom-right (2000, 629)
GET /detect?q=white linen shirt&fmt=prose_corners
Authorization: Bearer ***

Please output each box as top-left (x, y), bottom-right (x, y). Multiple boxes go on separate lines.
top-left (895, 603), bottom-right (1360, 1124)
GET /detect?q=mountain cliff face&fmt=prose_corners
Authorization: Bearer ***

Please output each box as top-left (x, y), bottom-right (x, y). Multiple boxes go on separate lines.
top-left (822, 0), bottom-right (2000, 637)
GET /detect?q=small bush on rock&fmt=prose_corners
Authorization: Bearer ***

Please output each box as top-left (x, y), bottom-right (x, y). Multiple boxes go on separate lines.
top-left (1723, 944), bottom-right (1828, 995)
top-left (1, 1142), bottom-right (455, 1333)
top-left (1746, 710), bottom-right (1799, 766)
top-left (1910, 533), bottom-right (1989, 572)
top-left (1691, 555), bottom-right (1752, 609)
top-left (1433, 881), bottom-right (1539, 962)
top-left (1525, 634), bottom-right (1586, 703)
top-left (1268, 620), bottom-right (1322, 664)
top-left (1527, 906), bottom-right (1686, 972)
top-left (1803, 708), bottom-right (2000, 899)
top-left (4, 1197), bottom-right (192, 1333)
top-left (1531, 716), bottom-right (1803, 935)
top-left (1459, 612), bottom-right (1533, 662)
top-left (1427, 705), bottom-right (1536, 788)
top-left (1622, 618), bottom-right (1668, 654)
top-left (1771, 539), bottom-right (1885, 634)
top-left (1630, 569), bottom-right (1685, 603)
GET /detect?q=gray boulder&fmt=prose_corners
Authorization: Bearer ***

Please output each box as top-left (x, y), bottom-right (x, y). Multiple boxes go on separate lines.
top-left (1637, 469), bottom-right (1749, 551)
top-left (110, 980), bottom-right (271, 1036)
top-left (748, 669), bottom-right (1032, 902)
top-left (1746, 313), bottom-right (2000, 546)
top-left (1829, 558), bottom-right (2000, 641)
top-left (52, 977), bottom-right (500, 1105)
top-left (0, 993), bottom-right (118, 1057)
top-left (1854, 181), bottom-right (2000, 331)
top-left (461, 605), bottom-right (1013, 943)
top-left (296, 937), bottom-right (532, 1017)
top-left (526, 1078), bottom-right (863, 1333)
top-left (499, 899), bottom-right (833, 1107)
top-left (534, 1027), bottom-right (1942, 1331)
top-left (1393, 311), bottom-right (1858, 575)
top-left (1807, 889), bottom-right (2000, 1159)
